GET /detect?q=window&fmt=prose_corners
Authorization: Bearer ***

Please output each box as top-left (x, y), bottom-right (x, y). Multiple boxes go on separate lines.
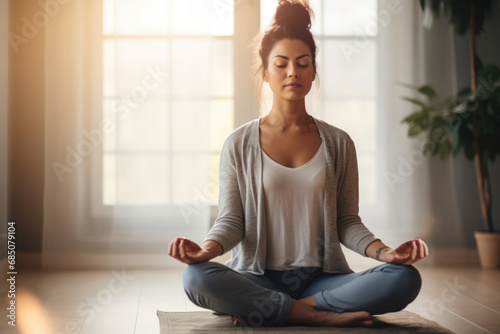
top-left (100, 0), bottom-right (234, 207)
top-left (96, 0), bottom-right (384, 226)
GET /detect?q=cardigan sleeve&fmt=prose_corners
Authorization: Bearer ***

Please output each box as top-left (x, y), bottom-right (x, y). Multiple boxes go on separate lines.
top-left (203, 136), bottom-right (245, 254)
top-left (336, 137), bottom-right (379, 256)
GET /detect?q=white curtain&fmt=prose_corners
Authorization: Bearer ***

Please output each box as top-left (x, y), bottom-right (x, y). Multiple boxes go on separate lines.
top-left (378, 0), bottom-right (464, 248)
top-left (43, 0), bottom-right (211, 268)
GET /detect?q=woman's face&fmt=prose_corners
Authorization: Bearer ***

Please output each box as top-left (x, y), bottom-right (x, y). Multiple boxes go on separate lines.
top-left (264, 38), bottom-right (315, 103)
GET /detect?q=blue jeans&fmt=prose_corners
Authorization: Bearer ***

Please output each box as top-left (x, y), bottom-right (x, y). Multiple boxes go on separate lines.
top-left (183, 261), bottom-right (422, 327)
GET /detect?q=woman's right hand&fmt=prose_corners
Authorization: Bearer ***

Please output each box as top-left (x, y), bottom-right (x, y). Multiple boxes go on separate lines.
top-left (168, 237), bottom-right (221, 264)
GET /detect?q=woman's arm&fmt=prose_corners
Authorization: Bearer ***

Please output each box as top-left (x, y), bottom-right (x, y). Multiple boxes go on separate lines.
top-left (202, 136), bottom-right (245, 254)
top-left (365, 239), bottom-right (429, 265)
top-left (336, 137), bottom-right (379, 255)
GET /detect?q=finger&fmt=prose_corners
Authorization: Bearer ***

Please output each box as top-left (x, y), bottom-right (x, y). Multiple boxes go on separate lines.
top-left (168, 239), bottom-right (174, 257)
top-left (169, 242), bottom-right (189, 264)
top-left (409, 240), bottom-right (418, 263)
top-left (179, 237), bottom-right (191, 249)
top-left (170, 238), bottom-right (177, 258)
top-left (179, 239), bottom-right (187, 259)
top-left (417, 239), bottom-right (425, 259)
top-left (169, 238), bottom-right (177, 257)
top-left (422, 239), bottom-right (429, 257)
top-left (172, 237), bottom-right (182, 258)
top-left (414, 240), bottom-right (422, 260)
top-left (181, 239), bottom-right (196, 264)
top-left (183, 238), bottom-right (192, 251)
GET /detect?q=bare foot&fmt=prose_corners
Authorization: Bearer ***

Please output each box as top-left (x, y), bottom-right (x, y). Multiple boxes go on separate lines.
top-left (231, 315), bottom-right (240, 326)
top-left (287, 299), bottom-right (374, 327)
top-left (232, 299), bottom-right (374, 328)
top-left (320, 310), bottom-right (374, 327)
top-left (299, 296), bottom-right (317, 307)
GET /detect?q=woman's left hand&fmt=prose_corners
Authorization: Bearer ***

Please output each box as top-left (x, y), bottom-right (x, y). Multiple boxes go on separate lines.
top-left (381, 239), bottom-right (429, 265)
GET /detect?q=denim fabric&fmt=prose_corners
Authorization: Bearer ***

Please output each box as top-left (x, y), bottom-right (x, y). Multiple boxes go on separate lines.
top-left (183, 261), bottom-right (422, 327)
top-left (183, 262), bottom-right (292, 327)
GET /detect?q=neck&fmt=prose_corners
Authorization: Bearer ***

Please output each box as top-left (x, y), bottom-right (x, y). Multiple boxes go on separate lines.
top-left (266, 98), bottom-right (310, 129)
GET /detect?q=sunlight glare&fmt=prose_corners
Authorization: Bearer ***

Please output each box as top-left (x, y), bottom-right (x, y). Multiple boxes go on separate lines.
top-left (17, 288), bottom-right (55, 334)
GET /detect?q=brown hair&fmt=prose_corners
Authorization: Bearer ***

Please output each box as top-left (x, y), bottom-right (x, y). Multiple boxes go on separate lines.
top-left (252, 0), bottom-right (318, 107)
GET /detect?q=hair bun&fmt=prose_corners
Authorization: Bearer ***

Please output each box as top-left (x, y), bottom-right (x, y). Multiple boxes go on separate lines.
top-left (274, 0), bottom-right (313, 30)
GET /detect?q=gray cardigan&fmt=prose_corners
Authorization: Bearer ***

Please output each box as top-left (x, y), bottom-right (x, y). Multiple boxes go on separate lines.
top-left (204, 117), bottom-right (379, 274)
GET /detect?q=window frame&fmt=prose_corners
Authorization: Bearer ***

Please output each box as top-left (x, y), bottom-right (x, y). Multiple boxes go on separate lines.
top-left (89, 0), bottom-right (258, 222)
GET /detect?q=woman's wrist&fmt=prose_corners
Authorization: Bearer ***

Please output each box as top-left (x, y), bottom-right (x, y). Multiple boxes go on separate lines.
top-left (375, 246), bottom-right (391, 261)
top-left (201, 240), bottom-right (223, 259)
top-left (366, 240), bottom-right (392, 262)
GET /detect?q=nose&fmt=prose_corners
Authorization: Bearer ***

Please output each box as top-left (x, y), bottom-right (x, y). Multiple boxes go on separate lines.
top-left (288, 64), bottom-right (300, 78)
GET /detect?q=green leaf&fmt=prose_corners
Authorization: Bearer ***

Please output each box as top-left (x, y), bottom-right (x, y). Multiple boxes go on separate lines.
top-left (396, 82), bottom-right (419, 91)
top-left (430, 0), bottom-right (442, 19)
top-left (401, 97), bottom-right (428, 109)
top-left (488, 133), bottom-right (500, 162)
top-left (438, 140), bottom-right (452, 160)
top-left (419, 0), bottom-right (426, 11)
top-left (463, 135), bottom-right (476, 160)
top-left (449, 114), bottom-right (463, 155)
top-left (456, 86), bottom-right (472, 97)
top-left (417, 85), bottom-right (438, 99)
top-left (485, 135), bottom-right (500, 162)
top-left (418, 0), bottom-right (495, 36)
top-left (401, 110), bottom-right (428, 124)
top-left (408, 124), bottom-right (423, 137)
top-left (480, 64), bottom-right (500, 80)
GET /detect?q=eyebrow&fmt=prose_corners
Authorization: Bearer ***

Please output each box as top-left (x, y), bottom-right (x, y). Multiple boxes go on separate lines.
top-left (274, 54), bottom-right (311, 60)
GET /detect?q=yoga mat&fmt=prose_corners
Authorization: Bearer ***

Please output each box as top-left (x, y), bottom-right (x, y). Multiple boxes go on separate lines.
top-left (157, 310), bottom-right (454, 333)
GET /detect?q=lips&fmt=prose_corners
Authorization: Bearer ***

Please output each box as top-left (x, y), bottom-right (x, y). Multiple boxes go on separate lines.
top-left (285, 82), bottom-right (303, 88)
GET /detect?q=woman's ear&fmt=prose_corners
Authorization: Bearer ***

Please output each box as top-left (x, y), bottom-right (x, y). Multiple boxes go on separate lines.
top-left (263, 69), bottom-right (269, 83)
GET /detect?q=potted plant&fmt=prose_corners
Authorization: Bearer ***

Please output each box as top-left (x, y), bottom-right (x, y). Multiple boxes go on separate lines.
top-left (400, 0), bottom-right (500, 268)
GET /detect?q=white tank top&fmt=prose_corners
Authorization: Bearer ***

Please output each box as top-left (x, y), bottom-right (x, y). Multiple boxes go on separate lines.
top-left (262, 142), bottom-right (325, 270)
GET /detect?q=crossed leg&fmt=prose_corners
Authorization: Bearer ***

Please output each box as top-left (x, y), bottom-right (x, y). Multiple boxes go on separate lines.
top-left (298, 263), bottom-right (422, 315)
top-left (182, 262), bottom-right (390, 327)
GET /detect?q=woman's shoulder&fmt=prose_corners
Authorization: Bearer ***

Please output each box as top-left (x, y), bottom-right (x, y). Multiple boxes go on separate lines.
top-left (314, 117), bottom-right (354, 145)
top-left (218, 118), bottom-right (260, 157)
top-left (223, 118), bottom-right (260, 147)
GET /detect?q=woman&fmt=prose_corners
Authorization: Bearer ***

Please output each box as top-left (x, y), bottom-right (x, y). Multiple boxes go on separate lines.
top-left (169, 0), bottom-right (428, 328)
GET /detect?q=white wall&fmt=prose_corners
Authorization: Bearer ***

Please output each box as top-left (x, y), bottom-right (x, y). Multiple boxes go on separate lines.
top-left (0, 0), bottom-right (9, 260)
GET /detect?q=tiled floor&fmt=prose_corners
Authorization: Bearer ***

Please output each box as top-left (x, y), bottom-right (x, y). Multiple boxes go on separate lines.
top-left (1, 259), bottom-right (499, 334)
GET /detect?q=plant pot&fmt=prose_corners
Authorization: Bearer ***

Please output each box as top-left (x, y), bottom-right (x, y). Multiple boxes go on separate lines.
top-left (474, 231), bottom-right (500, 268)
